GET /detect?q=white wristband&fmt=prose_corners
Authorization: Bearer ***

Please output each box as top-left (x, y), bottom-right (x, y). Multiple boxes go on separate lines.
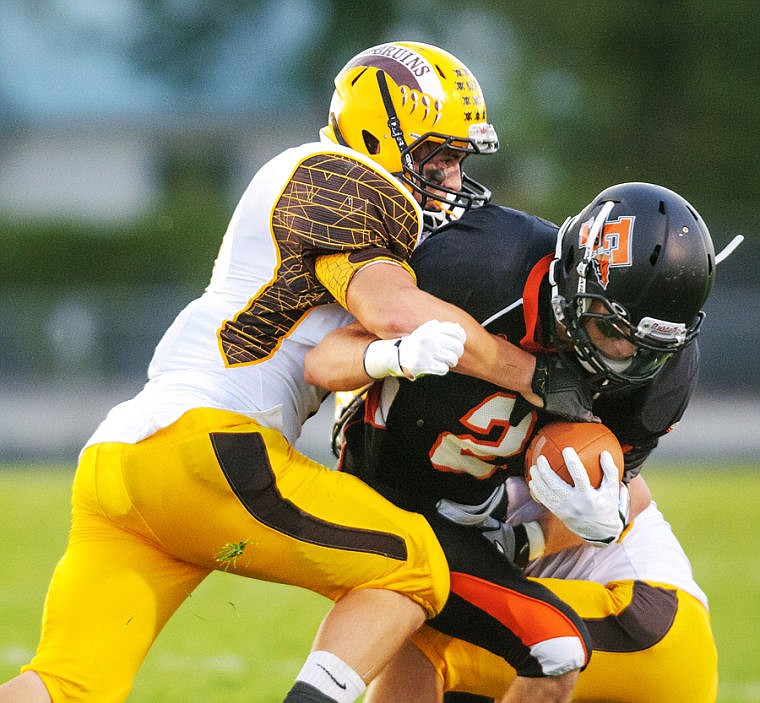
top-left (523, 520), bottom-right (546, 561)
top-left (363, 338), bottom-right (404, 379)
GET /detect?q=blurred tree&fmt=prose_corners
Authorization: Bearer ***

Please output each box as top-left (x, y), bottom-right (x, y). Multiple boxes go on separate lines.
top-left (125, 1), bottom-right (758, 240)
top-left (496, 1), bottom-right (760, 243)
top-left (129, 0), bottom-right (404, 104)
top-left (133, 0), bottom-right (261, 86)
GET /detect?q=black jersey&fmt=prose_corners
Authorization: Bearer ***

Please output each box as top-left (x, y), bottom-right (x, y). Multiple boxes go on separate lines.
top-left (340, 204), bottom-right (699, 513)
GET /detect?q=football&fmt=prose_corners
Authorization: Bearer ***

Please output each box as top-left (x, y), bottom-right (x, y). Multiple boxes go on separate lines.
top-left (525, 421), bottom-right (624, 488)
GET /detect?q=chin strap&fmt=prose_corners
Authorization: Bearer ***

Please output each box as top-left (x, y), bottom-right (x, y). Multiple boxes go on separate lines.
top-left (328, 113), bottom-right (350, 147)
top-left (376, 70), bottom-right (415, 173)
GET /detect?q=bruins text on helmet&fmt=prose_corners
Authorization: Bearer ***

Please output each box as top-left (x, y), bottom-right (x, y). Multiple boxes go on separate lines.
top-left (549, 181), bottom-right (716, 390)
top-left (320, 41), bottom-right (499, 228)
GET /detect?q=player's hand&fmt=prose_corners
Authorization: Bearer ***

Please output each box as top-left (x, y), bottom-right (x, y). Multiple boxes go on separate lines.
top-left (529, 354), bottom-right (599, 423)
top-left (363, 320), bottom-right (466, 380)
top-left (527, 448), bottom-right (624, 545)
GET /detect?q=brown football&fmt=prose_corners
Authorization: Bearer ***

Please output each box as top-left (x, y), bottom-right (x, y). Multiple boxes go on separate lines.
top-left (525, 421), bottom-right (624, 488)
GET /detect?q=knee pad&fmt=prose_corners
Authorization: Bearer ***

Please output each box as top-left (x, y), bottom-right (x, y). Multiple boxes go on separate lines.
top-left (530, 636), bottom-right (587, 676)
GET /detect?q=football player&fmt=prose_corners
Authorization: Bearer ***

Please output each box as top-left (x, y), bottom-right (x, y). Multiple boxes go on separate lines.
top-left (0, 42), bottom-right (590, 703)
top-left (306, 182), bottom-right (723, 702)
top-left (368, 474), bottom-right (717, 703)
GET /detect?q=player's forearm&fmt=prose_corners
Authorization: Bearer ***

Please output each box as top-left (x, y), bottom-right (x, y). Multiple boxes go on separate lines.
top-left (304, 324), bottom-right (374, 391)
top-left (537, 512), bottom-right (585, 555)
top-left (346, 263), bottom-right (540, 400)
top-left (460, 331), bottom-right (539, 403)
top-left (627, 475), bottom-right (652, 519)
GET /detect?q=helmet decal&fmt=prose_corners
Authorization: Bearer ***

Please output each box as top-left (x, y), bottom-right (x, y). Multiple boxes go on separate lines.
top-left (400, 86), bottom-right (442, 126)
top-left (579, 215), bottom-right (635, 288)
top-left (345, 45), bottom-right (440, 97)
top-left (551, 181), bottom-right (717, 390)
top-left (344, 43), bottom-right (485, 125)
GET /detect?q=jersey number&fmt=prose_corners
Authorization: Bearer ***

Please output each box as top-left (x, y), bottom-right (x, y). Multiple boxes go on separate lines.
top-left (428, 392), bottom-right (536, 478)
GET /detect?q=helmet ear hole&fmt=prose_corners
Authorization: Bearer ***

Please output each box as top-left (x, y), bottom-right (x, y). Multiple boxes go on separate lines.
top-left (362, 130), bottom-right (380, 155)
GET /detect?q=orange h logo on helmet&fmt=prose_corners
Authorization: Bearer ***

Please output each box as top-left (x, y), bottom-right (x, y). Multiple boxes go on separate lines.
top-left (579, 216), bottom-right (635, 288)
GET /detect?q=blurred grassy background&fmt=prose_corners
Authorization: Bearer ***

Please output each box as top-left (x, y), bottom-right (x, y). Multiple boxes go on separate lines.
top-left (0, 463), bottom-right (758, 702)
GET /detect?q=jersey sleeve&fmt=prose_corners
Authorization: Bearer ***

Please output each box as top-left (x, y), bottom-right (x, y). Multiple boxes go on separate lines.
top-left (274, 151), bottom-right (421, 269)
top-left (217, 149), bottom-right (421, 366)
top-left (314, 252), bottom-right (416, 309)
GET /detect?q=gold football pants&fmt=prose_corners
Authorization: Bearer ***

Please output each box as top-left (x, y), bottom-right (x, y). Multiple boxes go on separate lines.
top-left (413, 578), bottom-right (717, 702)
top-left (23, 408), bottom-right (449, 702)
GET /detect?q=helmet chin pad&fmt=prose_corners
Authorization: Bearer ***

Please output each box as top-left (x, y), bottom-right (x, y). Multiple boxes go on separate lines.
top-left (577, 351), bottom-right (633, 376)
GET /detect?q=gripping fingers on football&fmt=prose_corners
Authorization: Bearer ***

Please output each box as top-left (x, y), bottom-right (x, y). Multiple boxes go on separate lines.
top-left (599, 450), bottom-right (620, 486)
top-left (562, 448), bottom-right (593, 488)
top-left (528, 454), bottom-right (573, 506)
top-left (530, 449), bottom-right (624, 544)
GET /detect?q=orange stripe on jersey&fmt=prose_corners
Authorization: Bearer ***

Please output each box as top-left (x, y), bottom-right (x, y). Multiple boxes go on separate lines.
top-left (520, 254), bottom-right (554, 352)
top-left (450, 571), bottom-right (587, 649)
top-left (363, 381), bottom-right (389, 429)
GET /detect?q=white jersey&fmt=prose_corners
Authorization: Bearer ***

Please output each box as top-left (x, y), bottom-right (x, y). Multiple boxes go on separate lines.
top-left (505, 478), bottom-right (708, 608)
top-left (86, 141), bottom-right (421, 449)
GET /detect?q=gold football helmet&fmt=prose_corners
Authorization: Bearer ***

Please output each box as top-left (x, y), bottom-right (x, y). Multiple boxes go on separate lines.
top-left (321, 41), bottom-right (499, 222)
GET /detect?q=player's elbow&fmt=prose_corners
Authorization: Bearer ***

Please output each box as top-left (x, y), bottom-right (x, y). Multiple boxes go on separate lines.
top-left (302, 351), bottom-right (320, 386)
top-left (303, 348), bottom-right (333, 388)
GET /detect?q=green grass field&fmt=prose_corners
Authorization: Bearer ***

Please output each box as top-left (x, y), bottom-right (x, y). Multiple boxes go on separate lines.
top-left (0, 463), bottom-right (758, 702)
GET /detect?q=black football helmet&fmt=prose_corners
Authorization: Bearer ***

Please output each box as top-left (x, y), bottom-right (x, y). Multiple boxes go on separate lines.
top-left (549, 182), bottom-right (716, 390)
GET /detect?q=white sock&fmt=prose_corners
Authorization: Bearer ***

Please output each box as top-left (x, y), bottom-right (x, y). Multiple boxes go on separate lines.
top-left (295, 650), bottom-right (366, 703)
